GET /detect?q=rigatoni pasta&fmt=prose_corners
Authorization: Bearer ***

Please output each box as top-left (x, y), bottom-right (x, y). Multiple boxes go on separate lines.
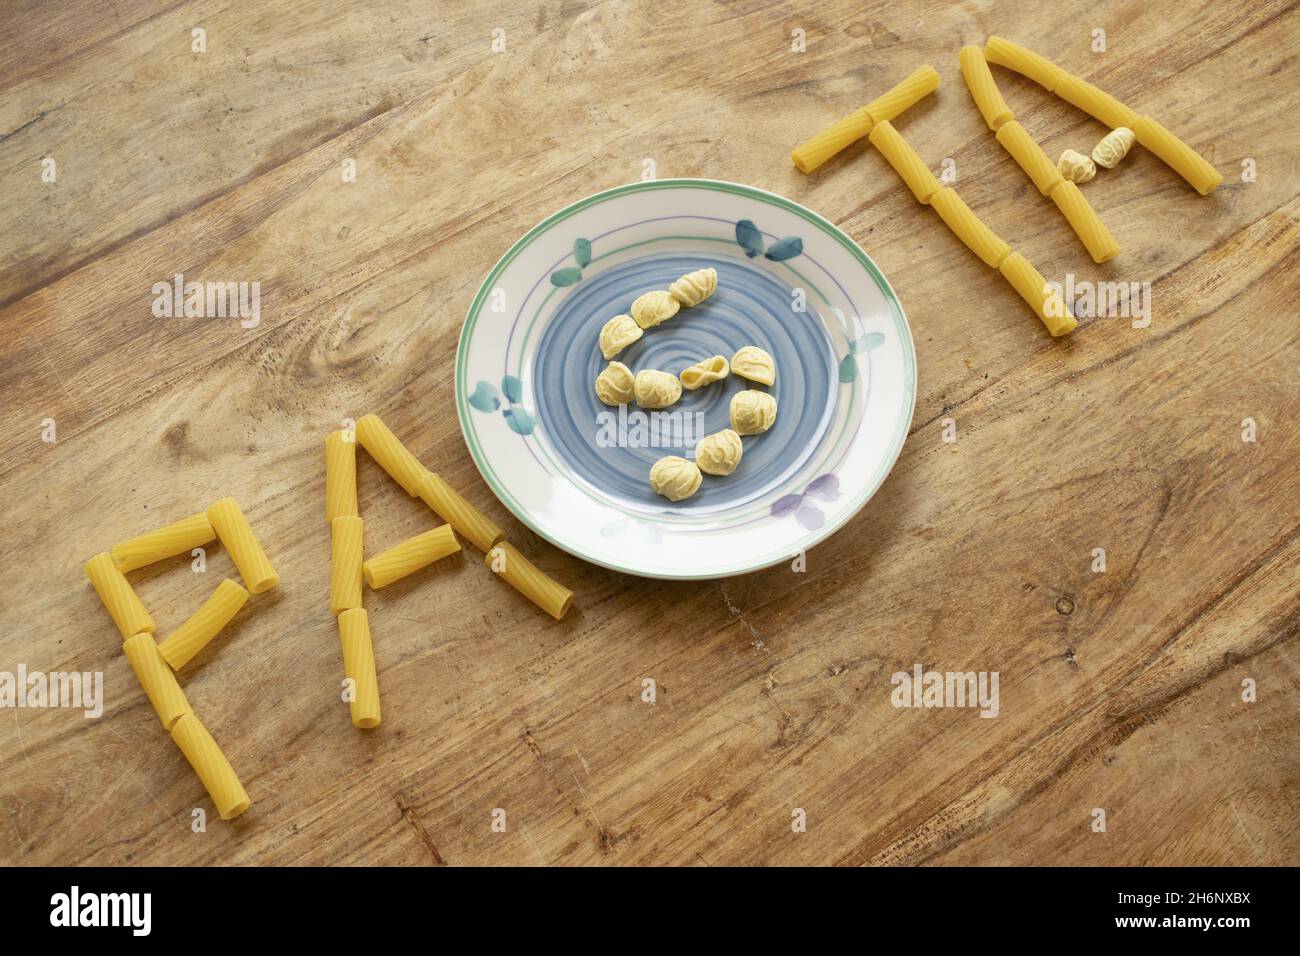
top-left (207, 497), bottom-right (280, 593)
top-left (363, 525), bottom-right (460, 589)
top-left (85, 552), bottom-right (155, 638)
top-left (356, 413), bottom-right (429, 495)
top-left (122, 633), bottom-right (190, 729)
top-left (169, 712), bottom-right (251, 819)
top-left (416, 472), bottom-right (504, 553)
top-left (329, 516), bottom-right (363, 614)
top-left (486, 542), bottom-right (573, 620)
top-left (324, 430), bottom-right (359, 524)
top-left (338, 608), bottom-right (380, 729)
top-left (111, 513), bottom-right (215, 573)
top-left (157, 579), bottom-right (250, 670)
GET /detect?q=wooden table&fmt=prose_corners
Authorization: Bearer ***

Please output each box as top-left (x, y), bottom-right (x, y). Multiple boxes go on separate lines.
top-left (2, 0), bottom-right (1296, 866)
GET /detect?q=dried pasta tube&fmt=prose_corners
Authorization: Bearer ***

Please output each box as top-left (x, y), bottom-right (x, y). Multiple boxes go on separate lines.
top-left (111, 513), bottom-right (215, 573)
top-left (485, 541), bottom-right (573, 621)
top-left (355, 414), bottom-right (428, 495)
top-left (998, 253), bottom-right (1075, 337)
top-left (1132, 116), bottom-right (1222, 196)
top-left (170, 712), bottom-right (251, 819)
top-left (122, 633), bottom-right (190, 729)
top-left (928, 188), bottom-right (1012, 269)
top-left (85, 552), bottom-right (155, 638)
top-left (867, 120), bottom-right (941, 204)
top-left (416, 472), bottom-right (504, 553)
top-left (959, 46), bottom-right (1014, 130)
top-left (330, 516), bottom-right (363, 614)
top-left (1054, 74), bottom-right (1139, 130)
top-left (791, 64), bottom-right (940, 173)
top-left (338, 608), bottom-right (380, 729)
top-left (324, 430), bottom-right (358, 524)
top-left (206, 497), bottom-right (279, 593)
top-left (363, 525), bottom-right (460, 589)
top-left (1049, 180), bottom-right (1119, 263)
top-left (157, 579), bottom-right (250, 670)
top-left (984, 36), bottom-right (1064, 91)
top-left (994, 121), bottom-right (1064, 196)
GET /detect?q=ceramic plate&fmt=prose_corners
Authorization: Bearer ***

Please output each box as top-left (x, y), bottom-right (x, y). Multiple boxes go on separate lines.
top-left (455, 179), bottom-right (915, 579)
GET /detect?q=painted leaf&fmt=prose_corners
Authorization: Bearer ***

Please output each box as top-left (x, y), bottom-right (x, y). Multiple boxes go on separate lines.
top-left (735, 219), bottom-right (764, 258)
top-left (501, 374), bottom-right (524, 404)
top-left (764, 236), bottom-right (804, 261)
top-left (795, 503), bottom-right (825, 530)
top-left (838, 353), bottom-right (858, 383)
top-left (468, 381), bottom-right (502, 412)
top-left (550, 267), bottom-right (583, 287)
top-left (502, 407), bottom-right (535, 435)
top-left (852, 331), bottom-right (886, 352)
top-left (573, 237), bottom-right (592, 268)
top-left (805, 474), bottom-right (841, 501)
top-left (771, 494), bottom-right (803, 517)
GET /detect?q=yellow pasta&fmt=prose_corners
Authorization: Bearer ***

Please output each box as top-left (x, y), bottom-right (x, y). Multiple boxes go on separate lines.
top-left (324, 430), bottom-right (359, 524)
top-left (329, 516), bottom-right (364, 614)
top-left (998, 253), bottom-right (1075, 337)
top-left (355, 413), bottom-right (429, 496)
top-left (730, 346), bottom-right (776, 386)
top-left (648, 456), bottom-right (702, 501)
top-left (485, 541), bottom-right (573, 620)
top-left (791, 65), bottom-right (941, 173)
top-left (1055, 74), bottom-right (1139, 130)
top-left (157, 579), bottom-right (250, 670)
top-left (1049, 180), bottom-right (1119, 263)
top-left (695, 429), bottom-right (743, 476)
top-left (170, 712), bottom-right (251, 819)
top-left (415, 472), bottom-right (504, 553)
top-left (1092, 126), bottom-right (1135, 169)
top-left (985, 36), bottom-right (1220, 194)
top-left (338, 608), bottom-right (381, 728)
top-left (1132, 116), bottom-right (1222, 196)
top-left (595, 361), bottom-right (635, 406)
top-left (111, 513), bottom-right (215, 573)
top-left (866, 120), bottom-right (941, 204)
top-left (928, 189), bottom-right (1012, 269)
top-left (1059, 149), bottom-right (1097, 183)
top-left (363, 524), bottom-right (460, 589)
top-left (959, 46), bottom-right (1014, 131)
top-left (630, 290), bottom-right (680, 329)
top-left (669, 267), bottom-right (718, 307)
top-left (993, 121), bottom-right (1064, 196)
top-left (85, 552), bottom-right (155, 638)
top-left (679, 355), bottom-right (729, 390)
top-left (206, 497), bottom-right (279, 593)
top-left (633, 369), bottom-right (682, 409)
top-left (730, 390), bottom-right (777, 435)
top-left (122, 633), bottom-right (190, 729)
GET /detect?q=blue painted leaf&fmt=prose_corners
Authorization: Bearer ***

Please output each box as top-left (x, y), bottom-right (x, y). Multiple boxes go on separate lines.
top-left (771, 494), bottom-right (803, 517)
top-left (468, 381), bottom-right (502, 412)
top-left (852, 331), bottom-right (886, 352)
top-left (805, 474), bottom-right (841, 501)
top-left (735, 219), bottom-right (764, 258)
top-left (838, 353), bottom-right (858, 382)
top-left (764, 236), bottom-right (803, 261)
top-left (501, 374), bottom-right (523, 404)
top-left (573, 238), bottom-right (592, 268)
top-left (550, 267), bottom-right (583, 287)
top-left (795, 503), bottom-right (825, 530)
top-left (502, 407), bottom-right (535, 435)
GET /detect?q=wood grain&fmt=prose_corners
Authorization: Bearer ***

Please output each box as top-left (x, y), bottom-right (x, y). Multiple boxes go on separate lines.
top-left (0, 0), bottom-right (1296, 866)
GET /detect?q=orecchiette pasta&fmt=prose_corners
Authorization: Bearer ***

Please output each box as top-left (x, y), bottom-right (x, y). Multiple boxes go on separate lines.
top-left (649, 456), bottom-right (702, 501)
top-left (1092, 126), bottom-right (1135, 169)
top-left (630, 290), bottom-right (680, 329)
top-left (695, 429), bottom-right (743, 476)
top-left (594, 361), bottom-right (635, 406)
top-left (730, 390), bottom-right (777, 435)
top-left (731, 345), bottom-right (776, 385)
top-left (599, 314), bottom-right (643, 360)
top-left (633, 369), bottom-right (682, 409)
top-left (679, 355), bottom-right (729, 390)
top-left (669, 267), bottom-right (718, 308)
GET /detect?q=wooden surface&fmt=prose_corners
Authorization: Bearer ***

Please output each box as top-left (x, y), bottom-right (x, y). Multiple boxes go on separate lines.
top-left (1, 0), bottom-right (1297, 866)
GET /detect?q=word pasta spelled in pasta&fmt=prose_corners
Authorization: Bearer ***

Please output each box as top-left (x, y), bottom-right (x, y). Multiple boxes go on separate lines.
top-left (649, 456), bottom-right (703, 501)
top-left (731, 346), bottom-right (776, 386)
top-left (630, 290), bottom-right (680, 329)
